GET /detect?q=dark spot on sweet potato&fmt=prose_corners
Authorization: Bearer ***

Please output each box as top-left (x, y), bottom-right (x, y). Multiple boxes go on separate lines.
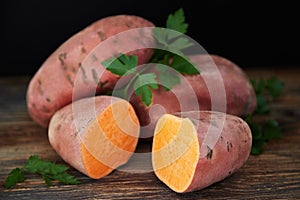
top-left (227, 141), bottom-right (230, 152)
top-left (56, 124), bottom-right (62, 132)
top-left (64, 113), bottom-right (74, 122)
top-left (46, 98), bottom-right (51, 103)
top-left (125, 21), bottom-right (133, 27)
top-left (42, 106), bottom-right (50, 113)
top-left (60, 112), bottom-right (66, 120)
top-left (92, 69), bottom-right (99, 84)
top-left (97, 31), bottom-right (106, 41)
top-left (71, 66), bottom-right (77, 74)
top-left (220, 135), bottom-right (224, 141)
top-left (228, 171), bottom-right (232, 175)
top-left (37, 79), bottom-right (44, 96)
top-left (227, 141), bottom-right (233, 152)
top-left (200, 118), bottom-right (208, 123)
top-left (72, 130), bottom-right (78, 137)
top-left (98, 80), bottom-right (109, 90)
top-left (79, 63), bottom-right (88, 83)
top-left (66, 74), bottom-right (74, 86)
top-left (206, 145), bottom-right (213, 160)
top-left (81, 44), bottom-right (87, 54)
top-left (32, 103), bottom-right (36, 109)
top-left (58, 53), bottom-right (67, 66)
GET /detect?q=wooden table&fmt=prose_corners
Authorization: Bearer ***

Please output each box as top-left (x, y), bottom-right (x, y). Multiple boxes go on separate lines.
top-left (1, 68), bottom-right (299, 199)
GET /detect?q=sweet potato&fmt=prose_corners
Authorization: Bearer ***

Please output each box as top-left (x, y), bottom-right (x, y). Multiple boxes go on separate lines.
top-left (130, 54), bottom-right (256, 138)
top-left (48, 96), bottom-right (140, 179)
top-left (27, 15), bottom-right (154, 127)
top-left (152, 111), bottom-right (252, 193)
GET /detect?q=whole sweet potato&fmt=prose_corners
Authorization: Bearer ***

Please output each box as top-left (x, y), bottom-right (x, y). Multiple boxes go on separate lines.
top-left (27, 15), bottom-right (154, 127)
top-left (152, 111), bottom-right (252, 193)
top-left (130, 54), bottom-right (256, 138)
top-left (48, 96), bottom-right (140, 179)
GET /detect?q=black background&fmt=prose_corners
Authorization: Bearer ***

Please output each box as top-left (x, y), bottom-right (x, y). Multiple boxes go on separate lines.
top-left (1, 0), bottom-right (299, 76)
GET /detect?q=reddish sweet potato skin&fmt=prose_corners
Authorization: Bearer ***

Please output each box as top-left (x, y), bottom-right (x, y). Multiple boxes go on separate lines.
top-left (130, 54), bottom-right (256, 139)
top-left (48, 95), bottom-right (139, 178)
top-left (187, 54), bottom-right (256, 115)
top-left (27, 15), bottom-right (154, 127)
top-left (176, 111), bottom-right (252, 192)
top-left (48, 96), bottom-right (116, 175)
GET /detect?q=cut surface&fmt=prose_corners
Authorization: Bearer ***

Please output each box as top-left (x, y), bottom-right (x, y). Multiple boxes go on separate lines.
top-left (81, 100), bottom-right (140, 179)
top-left (152, 114), bottom-right (199, 193)
top-left (80, 144), bottom-right (112, 179)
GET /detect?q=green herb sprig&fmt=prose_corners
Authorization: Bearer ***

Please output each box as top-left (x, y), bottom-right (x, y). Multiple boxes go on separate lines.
top-left (150, 8), bottom-right (197, 76)
top-left (4, 155), bottom-right (80, 189)
top-left (102, 8), bottom-right (199, 106)
top-left (245, 77), bottom-right (284, 155)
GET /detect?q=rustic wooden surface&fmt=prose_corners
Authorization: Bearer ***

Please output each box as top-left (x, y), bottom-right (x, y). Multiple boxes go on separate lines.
top-left (0, 68), bottom-right (300, 199)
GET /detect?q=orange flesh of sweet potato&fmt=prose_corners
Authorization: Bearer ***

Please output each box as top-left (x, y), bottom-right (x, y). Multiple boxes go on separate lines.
top-left (48, 96), bottom-right (139, 179)
top-left (152, 111), bottom-right (252, 193)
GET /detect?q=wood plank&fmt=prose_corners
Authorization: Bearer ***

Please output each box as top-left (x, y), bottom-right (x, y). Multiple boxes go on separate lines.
top-left (0, 68), bottom-right (300, 199)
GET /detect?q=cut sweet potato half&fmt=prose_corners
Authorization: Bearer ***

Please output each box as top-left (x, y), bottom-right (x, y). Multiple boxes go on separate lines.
top-left (49, 96), bottom-right (140, 179)
top-left (152, 112), bottom-right (252, 193)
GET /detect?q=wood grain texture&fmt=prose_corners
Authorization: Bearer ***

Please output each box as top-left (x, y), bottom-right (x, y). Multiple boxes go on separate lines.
top-left (1, 68), bottom-right (300, 199)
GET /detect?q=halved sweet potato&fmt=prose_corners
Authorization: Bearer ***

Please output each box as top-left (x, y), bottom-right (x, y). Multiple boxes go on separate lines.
top-left (152, 111), bottom-right (252, 192)
top-left (48, 96), bottom-right (140, 179)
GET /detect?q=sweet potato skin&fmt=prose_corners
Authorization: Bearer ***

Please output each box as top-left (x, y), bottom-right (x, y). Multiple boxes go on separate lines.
top-left (131, 54), bottom-right (256, 139)
top-left (48, 96), bottom-right (140, 178)
top-left (187, 54), bottom-right (256, 115)
top-left (179, 111), bottom-right (251, 192)
top-left (27, 15), bottom-right (154, 127)
top-left (160, 111), bottom-right (252, 193)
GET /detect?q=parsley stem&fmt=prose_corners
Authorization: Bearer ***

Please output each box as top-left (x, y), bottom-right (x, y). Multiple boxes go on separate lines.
top-left (122, 64), bottom-right (153, 97)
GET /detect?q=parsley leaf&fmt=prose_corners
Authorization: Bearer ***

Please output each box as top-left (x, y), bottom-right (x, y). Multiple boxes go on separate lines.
top-left (43, 175), bottom-right (53, 187)
top-left (152, 8), bottom-right (196, 62)
top-left (134, 73), bottom-right (158, 106)
top-left (101, 8), bottom-right (199, 107)
top-left (251, 77), bottom-right (284, 115)
top-left (153, 28), bottom-right (194, 56)
top-left (262, 120), bottom-right (282, 140)
top-left (168, 37), bottom-right (194, 53)
top-left (25, 155), bottom-right (69, 175)
top-left (102, 54), bottom-right (137, 76)
top-left (266, 77), bottom-right (284, 98)
top-left (170, 54), bottom-right (198, 75)
top-left (245, 77), bottom-right (284, 155)
top-left (166, 8), bottom-right (188, 34)
top-left (4, 155), bottom-right (80, 189)
top-left (156, 64), bottom-right (180, 91)
top-left (51, 173), bottom-right (81, 185)
top-left (4, 168), bottom-right (24, 189)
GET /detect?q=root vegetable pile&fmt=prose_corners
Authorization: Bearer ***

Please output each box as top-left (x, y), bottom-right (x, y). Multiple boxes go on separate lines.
top-left (22, 9), bottom-right (256, 193)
